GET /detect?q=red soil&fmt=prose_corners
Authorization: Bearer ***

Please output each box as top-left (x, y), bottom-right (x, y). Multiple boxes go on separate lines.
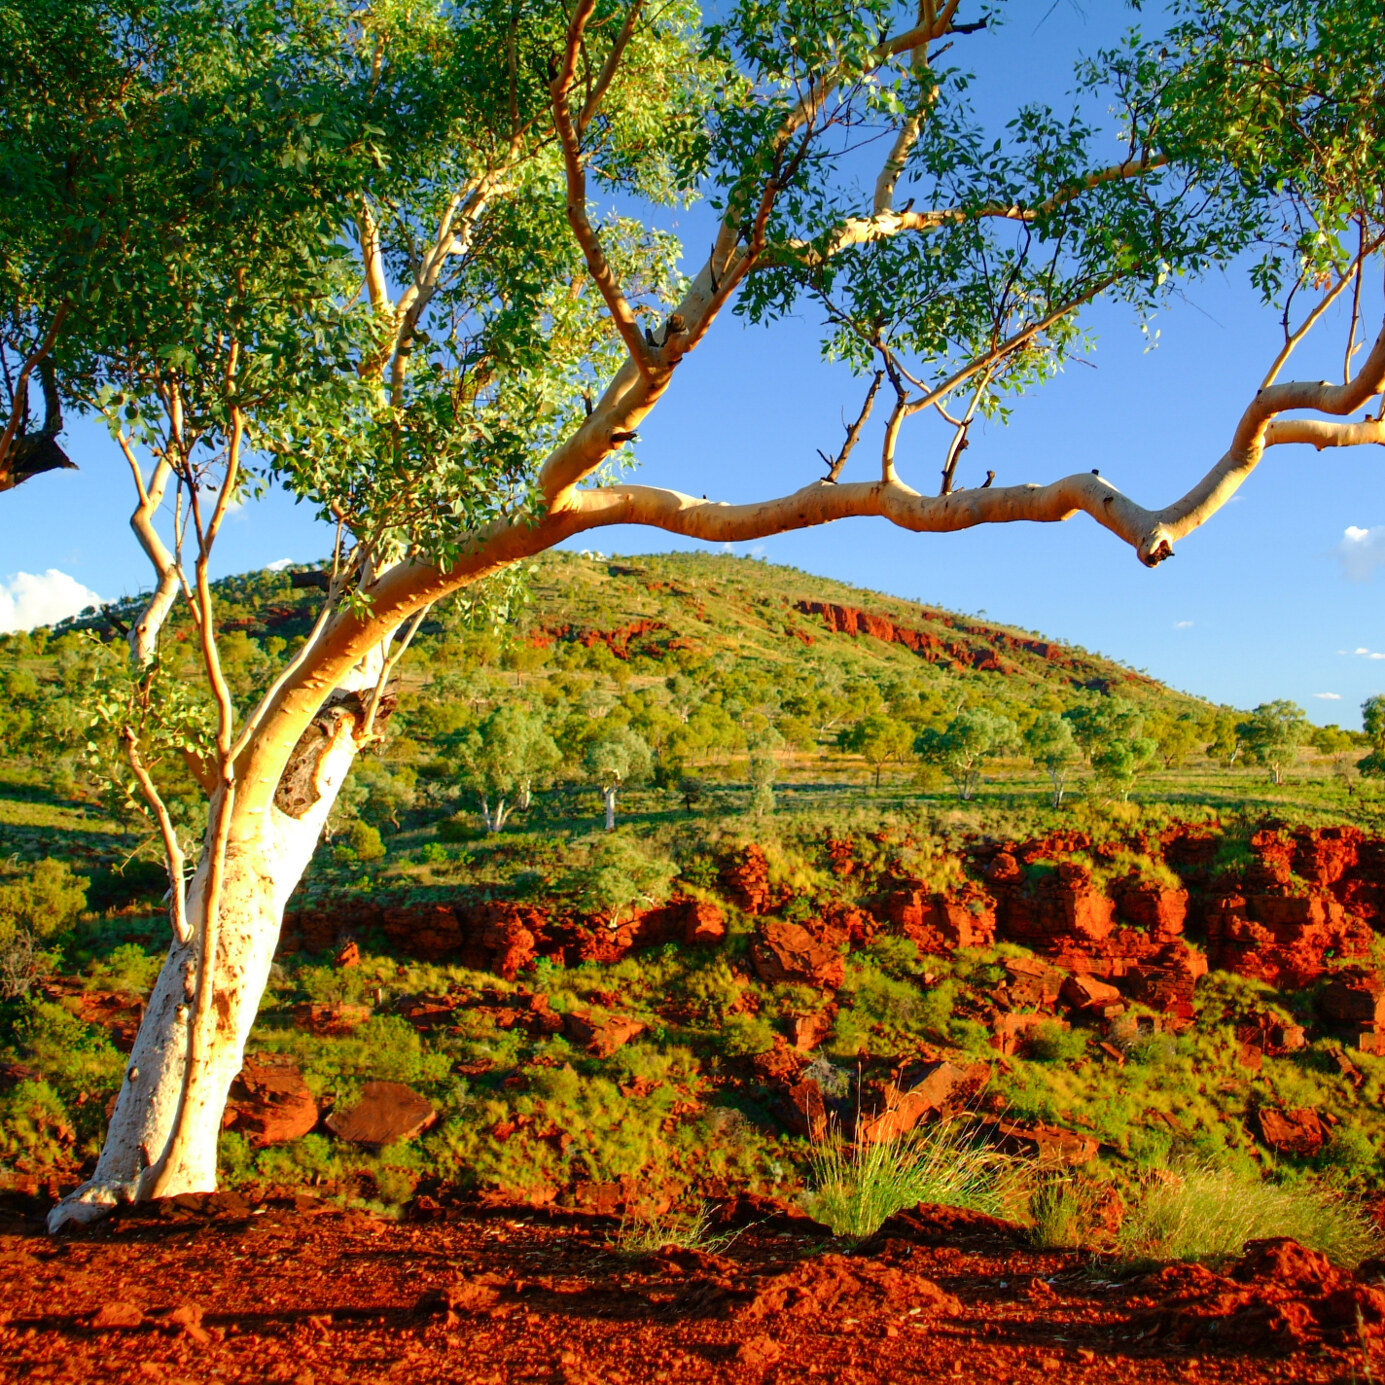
top-left (1, 1194), bottom-right (1374, 1384)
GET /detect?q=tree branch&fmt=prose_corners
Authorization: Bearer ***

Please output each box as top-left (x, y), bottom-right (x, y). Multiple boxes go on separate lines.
top-left (776, 154), bottom-right (1167, 269)
top-left (578, 0), bottom-right (644, 136)
top-left (552, 0), bottom-right (657, 380)
top-left (122, 729), bottom-right (191, 946)
top-left (0, 309), bottom-right (74, 494)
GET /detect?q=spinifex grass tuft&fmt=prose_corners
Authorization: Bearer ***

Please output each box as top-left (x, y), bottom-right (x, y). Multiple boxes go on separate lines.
top-left (802, 1118), bottom-right (1021, 1241)
top-left (1119, 1162), bottom-right (1383, 1269)
top-left (612, 1201), bottom-right (739, 1257)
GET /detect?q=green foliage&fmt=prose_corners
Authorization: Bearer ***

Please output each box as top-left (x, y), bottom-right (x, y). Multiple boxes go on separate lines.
top-left (1119, 1161), bottom-right (1381, 1269)
top-left (347, 821), bottom-right (386, 862)
top-left (837, 714), bottom-right (915, 789)
top-left (915, 709), bottom-right (1018, 801)
top-left (1024, 712), bottom-right (1079, 808)
top-left (803, 1120), bottom-right (1021, 1240)
top-left (1237, 701), bottom-right (1309, 785)
top-left (0, 858), bottom-right (88, 949)
top-left (563, 835), bottom-right (676, 924)
top-left (85, 942), bottom-right (163, 996)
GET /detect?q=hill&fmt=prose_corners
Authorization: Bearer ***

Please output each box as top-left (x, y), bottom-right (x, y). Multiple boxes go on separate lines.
top-left (5, 550), bottom-right (1385, 1313)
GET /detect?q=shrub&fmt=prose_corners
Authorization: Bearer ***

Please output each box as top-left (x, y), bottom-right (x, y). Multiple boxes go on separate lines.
top-left (86, 942), bottom-right (163, 995)
top-left (348, 821), bottom-right (386, 862)
top-left (1028, 1020), bottom-right (1087, 1063)
top-left (0, 859), bottom-right (89, 946)
top-left (1029, 1180), bottom-right (1085, 1250)
top-left (802, 1119), bottom-right (1021, 1240)
top-left (613, 1201), bottom-right (733, 1256)
top-left (1119, 1162), bottom-right (1381, 1269)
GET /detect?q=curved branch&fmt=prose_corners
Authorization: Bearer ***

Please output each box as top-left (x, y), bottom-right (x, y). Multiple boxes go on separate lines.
top-left (777, 155), bottom-right (1168, 269)
top-left (552, 0), bottom-right (657, 379)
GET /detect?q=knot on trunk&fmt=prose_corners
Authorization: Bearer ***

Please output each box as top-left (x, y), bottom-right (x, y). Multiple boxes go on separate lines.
top-left (273, 690), bottom-right (395, 819)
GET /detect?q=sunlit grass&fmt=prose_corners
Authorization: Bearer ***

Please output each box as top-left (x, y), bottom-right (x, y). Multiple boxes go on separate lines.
top-left (802, 1118), bottom-right (1022, 1240)
top-left (1118, 1162), bottom-right (1382, 1269)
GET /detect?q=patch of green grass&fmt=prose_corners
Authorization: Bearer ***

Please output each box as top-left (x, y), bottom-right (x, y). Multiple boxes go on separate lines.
top-left (1119, 1161), bottom-right (1382, 1269)
top-left (802, 1119), bottom-right (1022, 1240)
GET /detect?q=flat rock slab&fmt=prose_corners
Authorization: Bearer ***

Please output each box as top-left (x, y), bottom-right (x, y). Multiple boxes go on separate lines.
top-left (563, 1009), bottom-right (646, 1058)
top-left (326, 1081), bottom-right (436, 1148)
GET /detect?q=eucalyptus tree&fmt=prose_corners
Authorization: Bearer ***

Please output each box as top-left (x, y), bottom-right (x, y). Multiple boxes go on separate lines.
top-left (1024, 710), bottom-right (1080, 807)
top-left (454, 704), bottom-right (561, 832)
top-left (10, 0), bottom-right (1382, 1231)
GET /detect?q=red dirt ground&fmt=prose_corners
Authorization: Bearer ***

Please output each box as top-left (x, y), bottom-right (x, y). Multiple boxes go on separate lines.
top-left (0, 1192), bottom-right (1378, 1384)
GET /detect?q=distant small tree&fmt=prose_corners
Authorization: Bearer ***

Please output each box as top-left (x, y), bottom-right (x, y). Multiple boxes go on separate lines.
top-left (1091, 734), bottom-right (1158, 801)
top-left (0, 858), bottom-right (89, 999)
top-left (1237, 700), bottom-right (1308, 785)
top-left (747, 724), bottom-right (784, 818)
top-left (1200, 706), bottom-right (1243, 767)
top-left (1062, 696), bottom-right (1142, 764)
top-left (1357, 696), bottom-right (1385, 780)
top-left (1311, 722), bottom-right (1357, 781)
top-left (1149, 712), bottom-right (1201, 770)
top-left (1024, 711), bottom-right (1080, 808)
top-left (456, 705), bottom-right (561, 833)
top-left (915, 709), bottom-right (1018, 801)
top-left (584, 725), bottom-right (652, 830)
top-left (836, 712), bottom-right (914, 789)
top-left (664, 674), bottom-right (700, 724)
top-left (564, 836), bottom-right (677, 930)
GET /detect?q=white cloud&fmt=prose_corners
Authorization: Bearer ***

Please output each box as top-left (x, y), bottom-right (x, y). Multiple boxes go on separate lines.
top-left (1354, 647), bottom-right (1385, 660)
top-left (1338, 525), bottom-right (1385, 581)
top-left (1173, 620), bottom-right (1194, 629)
top-left (0, 570), bottom-right (104, 634)
top-left (265, 558), bottom-right (296, 572)
top-left (1314, 692), bottom-right (1343, 700)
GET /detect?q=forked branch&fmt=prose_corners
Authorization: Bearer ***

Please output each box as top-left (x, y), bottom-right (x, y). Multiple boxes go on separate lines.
top-left (553, 0), bottom-right (658, 379)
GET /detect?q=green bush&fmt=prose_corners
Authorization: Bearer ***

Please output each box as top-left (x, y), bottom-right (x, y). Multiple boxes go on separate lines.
top-left (86, 942), bottom-right (163, 995)
top-left (0, 859), bottom-right (88, 948)
top-left (348, 821), bottom-right (386, 862)
top-left (1028, 1020), bottom-right (1087, 1063)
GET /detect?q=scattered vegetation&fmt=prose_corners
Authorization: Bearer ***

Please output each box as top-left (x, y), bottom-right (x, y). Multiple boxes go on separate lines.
top-left (1117, 1162), bottom-right (1382, 1270)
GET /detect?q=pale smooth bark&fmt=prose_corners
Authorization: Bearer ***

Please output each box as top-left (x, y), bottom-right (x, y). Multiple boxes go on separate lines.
top-left (48, 702), bottom-right (361, 1231)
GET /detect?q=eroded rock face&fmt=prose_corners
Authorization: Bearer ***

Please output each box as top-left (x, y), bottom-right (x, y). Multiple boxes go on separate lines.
top-left (293, 1001), bottom-right (371, 1037)
top-left (1256, 1107), bottom-right (1325, 1158)
top-left (750, 920), bottom-right (845, 991)
top-left (1136, 1237), bottom-right (1385, 1351)
top-left (325, 1081), bottom-right (436, 1148)
top-left (856, 1061), bottom-right (990, 1144)
top-left (224, 1055), bottom-right (318, 1147)
top-left (720, 844), bottom-right (776, 915)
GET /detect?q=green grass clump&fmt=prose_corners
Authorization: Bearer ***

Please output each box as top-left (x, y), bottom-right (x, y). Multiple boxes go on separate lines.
top-left (1028, 1179), bottom-right (1086, 1250)
top-left (612, 1200), bottom-right (736, 1256)
top-left (1119, 1162), bottom-right (1382, 1269)
top-left (802, 1119), bottom-right (1020, 1240)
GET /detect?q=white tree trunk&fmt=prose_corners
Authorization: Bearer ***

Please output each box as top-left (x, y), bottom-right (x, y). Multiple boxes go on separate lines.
top-left (603, 785), bottom-right (617, 830)
top-left (47, 709), bottom-right (361, 1232)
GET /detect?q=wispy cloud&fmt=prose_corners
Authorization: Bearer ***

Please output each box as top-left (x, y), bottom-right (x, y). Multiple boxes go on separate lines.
top-left (1351, 647), bottom-right (1385, 661)
top-left (1314, 692), bottom-right (1343, 700)
top-left (1173, 620), bottom-right (1194, 629)
top-left (0, 570), bottom-right (104, 633)
top-left (1338, 525), bottom-right (1385, 581)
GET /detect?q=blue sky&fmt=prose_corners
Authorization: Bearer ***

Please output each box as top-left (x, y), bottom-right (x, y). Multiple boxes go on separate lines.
top-left (2, 2), bottom-right (1381, 724)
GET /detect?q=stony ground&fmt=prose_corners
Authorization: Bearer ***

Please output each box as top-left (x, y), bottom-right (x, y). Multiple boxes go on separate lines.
top-left (0, 1193), bottom-right (1378, 1384)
